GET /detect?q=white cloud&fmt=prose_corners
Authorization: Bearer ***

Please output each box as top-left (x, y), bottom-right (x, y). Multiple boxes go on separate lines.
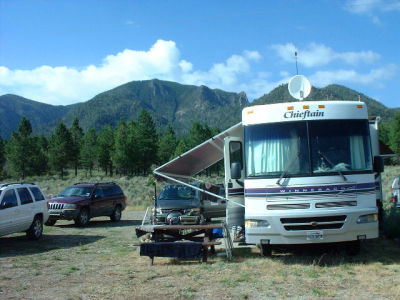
top-left (345, 0), bottom-right (400, 24)
top-left (0, 40), bottom-right (268, 104)
top-left (310, 64), bottom-right (397, 87)
top-left (345, 0), bottom-right (400, 14)
top-left (0, 39), bottom-right (396, 105)
top-left (272, 43), bottom-right (380, 68)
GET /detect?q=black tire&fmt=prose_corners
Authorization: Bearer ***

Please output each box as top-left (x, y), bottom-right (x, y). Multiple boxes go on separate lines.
top-left (26, 215), bottom-right (43, 240)
top-left (45, 219), bottom-right (57, 226)
top-left (74, 208), bottom-right (90, 226)
top-left (260, 244), bottom-right (272, 257)
top-left (110, 205), bottom-right (122, 222)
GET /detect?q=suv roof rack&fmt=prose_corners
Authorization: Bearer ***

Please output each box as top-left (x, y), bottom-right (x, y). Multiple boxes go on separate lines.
top-left (73, 182), bottom-right (116, 186)
top-left (0, 182), bottom-right (35, 188)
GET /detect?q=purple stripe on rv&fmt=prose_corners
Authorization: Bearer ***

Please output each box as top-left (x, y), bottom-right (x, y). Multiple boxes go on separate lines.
top-left (245, 182), bottom-right (375, 194)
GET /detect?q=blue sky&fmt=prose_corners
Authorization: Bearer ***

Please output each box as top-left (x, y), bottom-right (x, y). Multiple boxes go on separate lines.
top-left (0, 0), bottom-right (399, 108)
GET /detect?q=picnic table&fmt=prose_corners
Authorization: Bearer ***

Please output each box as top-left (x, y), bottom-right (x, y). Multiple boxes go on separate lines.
top-left (135, 223), bottom-right (228, 265)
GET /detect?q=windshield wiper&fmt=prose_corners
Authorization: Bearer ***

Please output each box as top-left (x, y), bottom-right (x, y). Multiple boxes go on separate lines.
top-left (276, 151), bottom-right (300, 186)
top-left (317, 150), bottom-right (347, 182)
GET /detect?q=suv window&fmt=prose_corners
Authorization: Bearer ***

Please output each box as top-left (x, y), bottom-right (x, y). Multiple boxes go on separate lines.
top-left (94, 187), bottom-right (104, 197)
top-left (113, 185), bottom-right (123, 195)
top-left (17, 187), bottom-right (33, 205)
top-left (103, 186), bottom-right (114, 196)
top-left (29, 187), bottom-right (45, 201)
top-left (0, 189), bottom-right (18, 209)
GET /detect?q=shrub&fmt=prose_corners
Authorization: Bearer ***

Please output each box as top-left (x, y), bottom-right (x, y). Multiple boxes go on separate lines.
top-left (383, 209), bottom-right (400, 239)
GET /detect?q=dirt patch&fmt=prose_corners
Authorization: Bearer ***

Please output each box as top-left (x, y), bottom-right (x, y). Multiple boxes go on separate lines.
top-left (1, 210), bottom-right (400, 299)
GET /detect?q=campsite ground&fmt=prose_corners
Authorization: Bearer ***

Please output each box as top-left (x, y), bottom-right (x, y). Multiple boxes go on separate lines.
top-left (1, 166), bottom-right (400, 299)
top-left (1, 210), bottom-right (400, 300)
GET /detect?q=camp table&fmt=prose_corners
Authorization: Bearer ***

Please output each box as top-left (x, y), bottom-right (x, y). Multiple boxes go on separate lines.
top-left (135, 223), bottom-right (224, 265)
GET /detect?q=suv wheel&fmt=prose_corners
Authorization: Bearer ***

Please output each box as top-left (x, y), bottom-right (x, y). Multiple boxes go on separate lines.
top-left (74, 208), bottom-right (89, 226)
top-left (110, 205), bottom-right (122, 222)
top-left (26, 215), bottom-right (43, 240)
top-left (45, 219), bottom-right (57, 226)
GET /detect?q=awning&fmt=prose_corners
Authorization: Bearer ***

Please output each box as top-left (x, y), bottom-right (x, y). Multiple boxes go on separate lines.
top-left (153, 122), bottom-right (244, 207)
top-left (154, 122), bottom-right (242, 178)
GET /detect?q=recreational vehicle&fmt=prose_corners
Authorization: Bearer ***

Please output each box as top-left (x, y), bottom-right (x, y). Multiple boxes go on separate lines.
top-left (154, 79), bottom-right (384, 255)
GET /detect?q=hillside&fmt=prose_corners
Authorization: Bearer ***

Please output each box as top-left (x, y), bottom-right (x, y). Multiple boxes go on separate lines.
top-left (0, 80), bottom-right (398, 138)
top-left (60, 79), bottom-right (248, 134)
top-left (252, 84), bottom-right (397, 120)
top-left (0, 94), bottom-right (71, 138)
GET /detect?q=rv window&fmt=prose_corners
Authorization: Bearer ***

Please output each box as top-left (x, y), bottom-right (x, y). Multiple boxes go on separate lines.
top-left (229, 141), bottom-right (243, 170)
top-left (245, 122), bottom-right (309, 177)
top-left (309, 120), bottom-right (372, 173)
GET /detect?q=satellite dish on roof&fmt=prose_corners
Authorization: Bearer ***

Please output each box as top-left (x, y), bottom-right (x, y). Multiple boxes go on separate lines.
top-left (288, 75), bottom-right (311, 101)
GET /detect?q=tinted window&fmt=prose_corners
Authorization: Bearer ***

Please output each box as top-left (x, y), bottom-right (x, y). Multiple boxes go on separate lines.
top-left (17, 188), bottom-right (33, 205)
top-left (103, 186), bottom-right (114, 196)
top-left (0, 189), bottom-right (18, 209)
top-left (29, 187), bottom-right (45, 201)
top-left (159, 185), bottom-right (195, 200)
top-left (113, 185), bottom-right (123, 195)
top-left (94, 187), bottom-right (104, 197)
top-left (60, 186), bottom-right (92, 197)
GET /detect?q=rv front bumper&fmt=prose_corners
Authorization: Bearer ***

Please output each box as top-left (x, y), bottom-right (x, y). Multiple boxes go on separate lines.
top-left (245, 208), bottom-right (379, 245)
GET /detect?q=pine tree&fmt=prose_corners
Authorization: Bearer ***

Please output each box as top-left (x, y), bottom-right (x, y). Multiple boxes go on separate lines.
top-left (5, 117), bottom-right (35, 179)
top-left (97, 125), bottom-right (115, 176)
top-left (173, 139), bottom-right (189, 158)
top-left (81, 128), bottom-right (97, 176)
top-left (136, 110), bottom-right (158, 174)
top-left (158, 124), bottom-right (177, 163)
top-left (0, 138), bottom-right (5, 177)
top-left (70, 118), bottom-right (84, 176)
top-left (112, 119), bottom-right (129, 175)
top-left (48, 122), bottom-right (73, 179)
top-left (31, 134), bottom-right (48, 175)
top-left (390, 113), bottom-right (400, 156)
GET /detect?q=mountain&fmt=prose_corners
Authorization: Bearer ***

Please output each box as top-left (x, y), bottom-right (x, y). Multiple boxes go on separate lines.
top-left (252, 84), bottom-right (397, 120)
top-left (0, 79), bottom-right (398, 138)
top-left (59, 79), bottom-right (248, 134)
top-left (0, 94), bottom-right (71, 138)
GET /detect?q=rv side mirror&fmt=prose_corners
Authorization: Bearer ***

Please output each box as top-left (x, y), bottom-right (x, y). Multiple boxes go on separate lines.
top-left (373, 156), bottom-right (384, 173)
top-left (231, 162), bottom-right (242, 180)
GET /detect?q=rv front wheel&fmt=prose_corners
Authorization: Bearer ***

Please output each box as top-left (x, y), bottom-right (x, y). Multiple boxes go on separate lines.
top-left (260, 244), bottom-right (272, 257)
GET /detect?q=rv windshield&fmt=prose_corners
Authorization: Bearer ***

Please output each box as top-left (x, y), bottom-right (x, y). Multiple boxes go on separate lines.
top-left (245, 122), bottom-right (309, 177)
top-left (245, 120), bottom-right (372, 178)
top-left (309, 120), bottom-right (372, 174)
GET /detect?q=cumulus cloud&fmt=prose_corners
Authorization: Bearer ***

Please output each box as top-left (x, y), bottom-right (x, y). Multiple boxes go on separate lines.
top-left (0, 40), bottom-right (268, 104)
top-left (310, 64), bottom-right (397, 87)
top-left (271, 42), bottom-right (380, 68)
top-left (0, 39), bottom-right (396, 105)
top-left (344, 0), bottom-right (400, 24)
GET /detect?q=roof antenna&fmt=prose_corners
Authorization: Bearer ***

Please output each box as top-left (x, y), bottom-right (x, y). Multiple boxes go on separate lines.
top-left (295, 51), bottom-right (299, 75)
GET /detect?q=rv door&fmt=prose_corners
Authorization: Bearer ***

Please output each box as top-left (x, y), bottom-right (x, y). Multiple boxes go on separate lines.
top-left (224, 136), bottom-right (245, 231)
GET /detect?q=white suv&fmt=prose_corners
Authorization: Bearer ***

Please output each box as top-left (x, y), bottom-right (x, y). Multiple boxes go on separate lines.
top-left (0, 183), bottom-right (49, 240)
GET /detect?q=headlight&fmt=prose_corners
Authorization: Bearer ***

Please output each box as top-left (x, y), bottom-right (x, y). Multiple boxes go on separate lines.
top-left (357, 213), bottom-right (378, 224)
top-left (245, 219), bottom-right (270, 228)
top-left (63, 203), bottom-right (77, 209)
top-left (151, 207), bottom-right (162, 214)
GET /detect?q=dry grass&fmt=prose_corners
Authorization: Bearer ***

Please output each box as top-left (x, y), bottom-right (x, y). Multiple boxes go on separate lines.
top-left (1, 211), bottom-right (400, 299)
top-left (1, 167), bottom-right (399, 299)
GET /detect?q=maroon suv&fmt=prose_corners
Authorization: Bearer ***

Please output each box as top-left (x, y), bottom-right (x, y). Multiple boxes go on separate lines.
top-left (46, 182), bottom-right (126, 226)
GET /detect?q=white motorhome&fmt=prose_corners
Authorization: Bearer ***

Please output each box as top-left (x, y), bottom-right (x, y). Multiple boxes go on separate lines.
top-left (154, 89), bottom-right (384, 256)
